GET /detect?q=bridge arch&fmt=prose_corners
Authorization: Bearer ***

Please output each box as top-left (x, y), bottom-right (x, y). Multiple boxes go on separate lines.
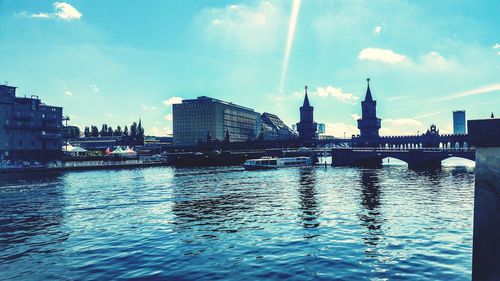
top-left (442, 156), bottom-right (475, 166)
top-left (381, 156), bottom-right (409, 165)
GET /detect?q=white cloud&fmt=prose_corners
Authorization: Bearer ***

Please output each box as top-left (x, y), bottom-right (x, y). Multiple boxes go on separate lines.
top-left (202, 1), bottom-right (283, 52)
top-left (373, 26), bottom-right (381, 35)
top-left (350, 113), bottom-right (361, 120)
top-left (163, 96), bottom-right (184, 106)
top-left (63, 90), bottom-right (73, 96)
top-left (147, 126), bottom-right (171, 136)
top-left (298, 86), bottom-right (359, 104)
top-left (436, 84), bottom-right (500, 101)
top-left (358, 48), bottom-right (408, 64)
top-left (493, 43), bottom-right (500, 55)
top-left (141, 105), bottom-right (157, 111)
top-left (164, 114), bottom-right (173, 121)
top-left (53, 2), bottom-right (82, 21)
top-left (90, 85), bottom-right (100, 93)
top-left (380, 118), bottom-right (425, 136)
top-left (32, 13), bottom-right (50, 18)
top-left (323, 122), bottom-right (359, 138)
top-left (19, 2), bottom-right (82, 21)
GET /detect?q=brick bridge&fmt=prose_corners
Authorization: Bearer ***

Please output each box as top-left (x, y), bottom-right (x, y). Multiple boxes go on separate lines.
top-left (331, 147), bottom-right (475, 169)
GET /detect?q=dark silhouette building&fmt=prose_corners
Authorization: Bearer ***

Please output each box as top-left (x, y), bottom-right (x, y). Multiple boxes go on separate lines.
top-left (0, 84), bottom-right (63, 162)
top-left (357, 79), bottom-right (381, 146)
top-left (260, 112), bottom-right (296, 141)
top-left (296, 86), bottom-right (317, 141)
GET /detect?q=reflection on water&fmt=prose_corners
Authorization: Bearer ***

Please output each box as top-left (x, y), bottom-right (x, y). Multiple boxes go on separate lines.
top-left (0, 165), bottom-right (475, 280)
top-left (298, 168), bottom-right (320, 231)
top-left (358, 169), bottom-right (384, 251)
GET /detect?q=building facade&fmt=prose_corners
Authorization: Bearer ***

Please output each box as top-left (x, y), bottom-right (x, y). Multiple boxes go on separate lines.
top-left (0, 85), bottom-right (63, 161)
top-left (357, 79), bottom-right (381, 146)
top-left (260, 112), bottom-right (296, 141)
top-left (453, 110), bottom-right (466, 134)
top-left (173, 96), bottom-right (261, 146)
top-left (296, 86), bottom-right (317, 141)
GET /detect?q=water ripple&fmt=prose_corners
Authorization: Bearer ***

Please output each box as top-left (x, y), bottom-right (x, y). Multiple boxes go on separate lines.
top-left (0, 165), bottom-right (474, 280)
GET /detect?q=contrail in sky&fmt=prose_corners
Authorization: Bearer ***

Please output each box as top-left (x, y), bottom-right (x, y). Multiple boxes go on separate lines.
top-left (279, 0), bottom-right (301, 94)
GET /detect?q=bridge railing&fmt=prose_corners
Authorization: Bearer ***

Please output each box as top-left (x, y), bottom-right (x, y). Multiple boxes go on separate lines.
top-left (332, 147), bottom-right (475, 152)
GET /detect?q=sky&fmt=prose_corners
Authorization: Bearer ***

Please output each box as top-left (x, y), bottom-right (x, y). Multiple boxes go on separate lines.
top-left (0, 0), bottom-right (499, 137)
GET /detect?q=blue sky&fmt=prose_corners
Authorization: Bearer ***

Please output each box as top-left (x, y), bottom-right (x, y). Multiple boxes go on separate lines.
top-left (0, 0), bottom-right (498, 137)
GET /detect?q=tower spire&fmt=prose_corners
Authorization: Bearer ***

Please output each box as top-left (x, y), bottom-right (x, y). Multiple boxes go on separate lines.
top-left (303, 85), bottom-right (310, 107)
top-left (364, 78), bottom-right (373, 102)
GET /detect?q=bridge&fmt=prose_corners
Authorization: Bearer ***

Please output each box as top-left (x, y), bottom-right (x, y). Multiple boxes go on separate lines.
top-left (331, 147), bottom-right (475, 169)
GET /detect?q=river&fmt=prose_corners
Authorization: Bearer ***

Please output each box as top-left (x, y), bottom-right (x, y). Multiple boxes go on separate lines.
top-left (0, 161), bottom-right (474, 280)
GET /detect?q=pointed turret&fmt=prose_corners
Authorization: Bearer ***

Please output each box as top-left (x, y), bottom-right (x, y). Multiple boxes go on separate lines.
top-left (296, 85), bottom-right (317, 141)
top-left (302, 86), bottom-right (311, 107)
top-left (358, 78), bottom-right (381, 142)
top-left (364, 78), bottom-right (373, 102)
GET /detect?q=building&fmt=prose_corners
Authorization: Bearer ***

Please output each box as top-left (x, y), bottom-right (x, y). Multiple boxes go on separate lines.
top-left (296, 86), bottom-right (317, 141)
top-left (453, 110), bottom-right (466, 134)
top-left (317, 123), bottom-right (325, 134)
top-left (357, 78), bottom-right (381, 145)
top-left (173, 96), bottom-right (261, 146)
top-left (0, 84), bottom-right (63, 161)
top-left (259, 112), bottom-right (296, 141)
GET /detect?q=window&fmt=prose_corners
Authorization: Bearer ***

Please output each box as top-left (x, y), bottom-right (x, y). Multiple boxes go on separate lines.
top-left (19, 141), bottom-right (23, 146)
top-left (31, 141), bottom-right (34, 146)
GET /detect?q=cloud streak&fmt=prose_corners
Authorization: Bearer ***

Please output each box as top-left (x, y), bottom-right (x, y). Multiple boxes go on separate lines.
top-left (436, 84), bottom-right (500, 101)
top-left (279, 0), bottom-right (301, 93)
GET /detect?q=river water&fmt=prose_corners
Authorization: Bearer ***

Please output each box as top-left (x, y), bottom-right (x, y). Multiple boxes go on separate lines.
top-left (0, 162), bottom-right (475, 280)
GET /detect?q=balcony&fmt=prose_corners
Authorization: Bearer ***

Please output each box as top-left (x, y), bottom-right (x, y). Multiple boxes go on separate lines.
top-left (39, 132), bottom-right (62, 139)
top-left (42, 114), bottom-right (58, 122)
top-left (12, 112), bottom-right (34, 121)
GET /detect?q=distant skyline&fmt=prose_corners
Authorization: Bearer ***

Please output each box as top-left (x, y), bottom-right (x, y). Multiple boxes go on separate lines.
top-left (0, 0), bottom-right (498, 137)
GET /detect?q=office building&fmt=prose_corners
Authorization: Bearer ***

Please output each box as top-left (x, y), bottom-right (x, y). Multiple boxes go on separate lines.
top-left (0, 84), bottom-right (63, 161)
top-left (453, 110), bottom-right (466, 134)
top-left (173, 96), bottom-right (261, 146)
top-left (260, 112), bottom-right (296, 141)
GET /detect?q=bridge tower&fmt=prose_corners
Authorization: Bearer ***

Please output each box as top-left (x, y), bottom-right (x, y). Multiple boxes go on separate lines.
top-left (357, 78), bottom-right (381, 146)
top-left (296, 86), bottom-right (317, 141)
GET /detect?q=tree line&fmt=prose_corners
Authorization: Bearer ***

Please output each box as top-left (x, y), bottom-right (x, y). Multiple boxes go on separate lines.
top-left (83, 120), bottom-right (145, 144)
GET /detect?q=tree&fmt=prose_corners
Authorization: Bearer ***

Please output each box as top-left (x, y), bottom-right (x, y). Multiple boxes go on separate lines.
top-left (225, 130), bottom-right (230, 142)
top-left (123, 126), bottom-right (129, 136)
top-left (114, 126), bottom-right (122, 136)
top-left (107, 127), bottom-right (113, 136)
top-left (137, 119), bottom-right (145, 145)
top-left (84, 126), bottom-right (90, 137)
top-left (100, 124), bottom-right (108, 137)
top-left (130, 122), bottom-right (138, 138)
top-left (91, 126), bottom-right (99, 137)
top-left (74, 126), bottom-right (81, 138)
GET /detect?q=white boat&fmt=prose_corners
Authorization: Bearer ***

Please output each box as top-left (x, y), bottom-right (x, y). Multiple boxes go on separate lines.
top-left (243, 156), bottom-right (313, 170)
